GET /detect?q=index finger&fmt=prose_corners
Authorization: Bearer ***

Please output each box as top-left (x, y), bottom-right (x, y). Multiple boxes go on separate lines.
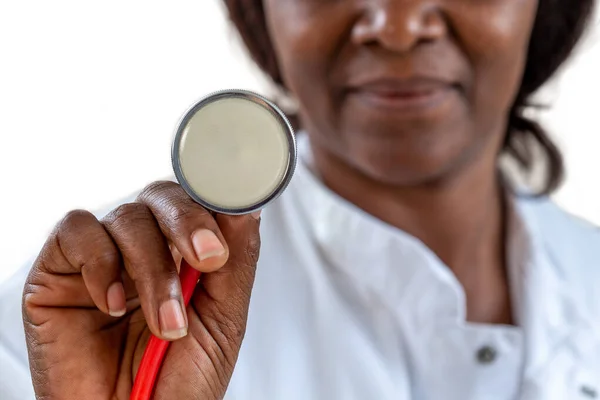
top-left (136, 181), bottom-right (229, 272)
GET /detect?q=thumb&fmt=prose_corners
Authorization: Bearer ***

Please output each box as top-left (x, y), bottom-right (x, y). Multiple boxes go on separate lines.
top-left (151, 213), bottom-right (261, 400)
top-left (190, 212), bottom-right (261, 347)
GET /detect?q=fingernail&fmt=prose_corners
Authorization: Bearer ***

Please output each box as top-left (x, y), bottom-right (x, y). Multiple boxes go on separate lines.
top-left (107, 282), bottom-right (126, 317)
top-left (159, 299), bottom-right (188, 340)
top-left (251, 210), bottom-right (262, 220)
top-left (192, 229), bottom-right (225, 261)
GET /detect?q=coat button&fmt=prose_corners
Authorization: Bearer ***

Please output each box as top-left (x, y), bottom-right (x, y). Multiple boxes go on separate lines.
top-left (476, 346), bottom-right (497, 364)
top-left (581, 385), bottom-right (597, 398)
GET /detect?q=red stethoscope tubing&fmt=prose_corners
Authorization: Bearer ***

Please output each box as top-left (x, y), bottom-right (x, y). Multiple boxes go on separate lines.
top-left (130, 260), bottom-right (201, 400)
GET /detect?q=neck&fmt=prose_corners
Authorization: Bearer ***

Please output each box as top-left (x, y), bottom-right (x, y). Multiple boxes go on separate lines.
top-left (311, 140), bottom-right (512, 324)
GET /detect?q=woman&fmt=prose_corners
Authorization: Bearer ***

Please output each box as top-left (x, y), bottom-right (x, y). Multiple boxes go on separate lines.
top-left (1, 0), bottom-right (598, 398)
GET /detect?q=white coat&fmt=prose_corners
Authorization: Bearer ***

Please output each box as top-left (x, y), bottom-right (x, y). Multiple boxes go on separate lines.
top-left (1, 135), bottom-right (599, 400)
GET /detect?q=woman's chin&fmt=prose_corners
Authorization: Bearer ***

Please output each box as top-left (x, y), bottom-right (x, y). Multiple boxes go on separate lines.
top-left (350, 153), bottom-right (458, 187)
top-left (336, 129), bottom-right (470, 187)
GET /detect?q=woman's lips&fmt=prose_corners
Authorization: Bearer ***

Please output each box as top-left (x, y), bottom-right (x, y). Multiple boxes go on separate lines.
top-left (346, 78), bottom-right (456, 114)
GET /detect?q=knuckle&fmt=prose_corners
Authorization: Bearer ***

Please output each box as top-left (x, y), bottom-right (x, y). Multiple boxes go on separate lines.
top-left (85, 248), bottom-right (121, 271)
top-left (160, 198), bottom-right (211, 236)
top-left (137, 180), bottom-right (211, 229)
top-left (244, 233), bottom-right (261, 265)
top-left (137, 180), bottom-right (178, 203)
top-left (105, 202), bottom-right (152, 227)
top-left (22, 269), bottom-right (43, 311)
top-left (59, 209), bottom-right (94, 231)
top-left (168, 201), bottom-right (208, 224)
top-left (55, 210), bottom-right (99, 263)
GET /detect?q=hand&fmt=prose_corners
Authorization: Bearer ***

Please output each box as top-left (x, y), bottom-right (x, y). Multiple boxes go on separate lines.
top-left (22, 181), bottom-right (261, 399)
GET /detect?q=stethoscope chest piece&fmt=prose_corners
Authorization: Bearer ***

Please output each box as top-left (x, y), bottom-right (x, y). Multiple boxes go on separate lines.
top-left (172, 90), bottom-right (297, 215)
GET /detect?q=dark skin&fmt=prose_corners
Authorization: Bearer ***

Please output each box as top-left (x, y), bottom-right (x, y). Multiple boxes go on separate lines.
top-left (264, 0), bottom-right (538, 324)
top-left (24, 182), bottom-right (262, 399)
top-left (23, 0), bottom-right (538, 398)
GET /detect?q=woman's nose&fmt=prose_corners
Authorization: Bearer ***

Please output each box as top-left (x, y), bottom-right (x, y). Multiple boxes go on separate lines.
top-left (351, 0), bottom-right (447, 52)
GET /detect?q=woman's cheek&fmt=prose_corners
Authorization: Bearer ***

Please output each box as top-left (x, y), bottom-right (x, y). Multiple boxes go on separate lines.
top-left (449, 1), bottom-right (537, 118)
top-left (266, 2), bottom-right (355, 85)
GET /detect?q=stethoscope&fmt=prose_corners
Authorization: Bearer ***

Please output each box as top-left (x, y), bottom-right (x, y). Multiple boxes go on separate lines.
top-left (130, 89), bottom-right (297, 400)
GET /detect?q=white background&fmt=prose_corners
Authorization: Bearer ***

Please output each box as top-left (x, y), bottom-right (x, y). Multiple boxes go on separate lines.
top-left (0, 0), bottom-right (598, 283)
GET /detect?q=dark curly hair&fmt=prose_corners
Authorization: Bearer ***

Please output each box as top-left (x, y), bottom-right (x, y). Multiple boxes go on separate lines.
top-left (222, 0), bottom-right (595, 194)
